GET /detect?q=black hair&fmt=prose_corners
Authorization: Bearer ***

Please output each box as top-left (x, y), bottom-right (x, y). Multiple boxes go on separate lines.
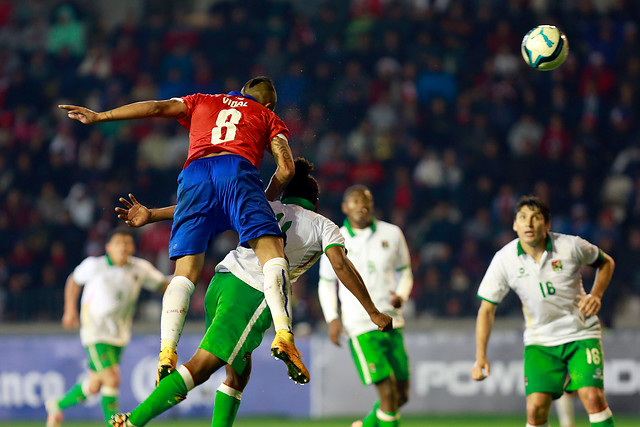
top-left (241, 76), bottom-right (277, 110)
top-left (106, 227), bottom-right (135, 244)
top-left (244, 76), bottom-right (275, 89)
top-left (515, 195), bottom-right (551, 223)
top-left (342, 184), bottom-right (372, 204)
top-left (281, 158), bottom-right (319, 205)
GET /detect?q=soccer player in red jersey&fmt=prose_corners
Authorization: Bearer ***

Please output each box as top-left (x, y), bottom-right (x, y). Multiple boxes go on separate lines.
top-left (59, 77), bottom-right (310, 386)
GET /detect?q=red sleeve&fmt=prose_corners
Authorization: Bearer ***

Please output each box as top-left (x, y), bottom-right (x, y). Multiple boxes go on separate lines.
top-left (177, 93), bottom-right (201, 129)
top-left (267, 111), bottom-right (289, 142)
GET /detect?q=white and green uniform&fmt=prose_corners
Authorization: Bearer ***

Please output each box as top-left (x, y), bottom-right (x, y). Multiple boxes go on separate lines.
top-left (200, 198), bottom-right (345, 374)
top-left (478, 232), bottom-right (603, 346)
top-left (477, 232), bottom-right (607, 396)
top-left (73, 255), bottom-right (166, 369)
top-left (318, 218), bottom-right (412, 385)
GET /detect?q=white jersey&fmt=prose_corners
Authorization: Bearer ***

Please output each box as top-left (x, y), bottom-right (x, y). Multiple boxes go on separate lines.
top-left (216, 199), bottom-right (345, 291)
top-left (73, 255), bottom-right (166, 347)
top-left (318, 218), bottom-right (413, 338)
top-left (477, 232), bottom-right (603, 346)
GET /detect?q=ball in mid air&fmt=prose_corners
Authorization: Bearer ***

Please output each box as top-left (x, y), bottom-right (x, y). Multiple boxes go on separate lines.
top-left (521, 25), bottom-right (569, 71)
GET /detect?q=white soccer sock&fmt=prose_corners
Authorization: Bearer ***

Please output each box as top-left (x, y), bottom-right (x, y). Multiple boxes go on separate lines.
top-left (160, 276), bottom-right (195, 350)
top-left (101, 386), bottom-right (118, 397)
top-left (262, 257), bottom-right (292, 331)
top-left (555, 393), bottom-right (575, 427)
top-left (81, 379), bottom-right (92, 396)
top-left (589, 406), bottom-right (613, 423)
top-left (218, 383), bottom-right (242, 400)
top-left (177, 365), bottom-right (195, 391)
top-left (376, 408), bottom-right (399, 422)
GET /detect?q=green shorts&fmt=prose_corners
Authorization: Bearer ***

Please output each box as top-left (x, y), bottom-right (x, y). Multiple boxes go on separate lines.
top-left (349, 328), bottom-right (410, 386)
top-left (524, 338), bottom-right (605, 399)
top-left (200, 272), bottom-right (272, 375)
top-left (85, 343), bottom-right (123, 372)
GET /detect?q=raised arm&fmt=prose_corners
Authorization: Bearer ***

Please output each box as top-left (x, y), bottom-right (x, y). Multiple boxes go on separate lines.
top-left (472, 299), bottom-right (498, 381)
top-left (579, 251), bottom-right (615, 317)
top-left (59, 98), bottom-right (187, 124)
top-left (325, 246), bottom-right (392, 332)
top-left (265, 134), bottom-right (295, 201)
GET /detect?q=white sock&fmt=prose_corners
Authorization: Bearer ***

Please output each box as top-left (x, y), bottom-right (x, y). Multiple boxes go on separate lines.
top-left (81, 379), bottom-right (92, 396)
top-left (177, 365), bottom-right (195, 391)
top-left (218, 383), bottom-right (242, 400)
top-left (555, 393), bottom-right (575, 427)
top-left (100, 386), bottom-right (118, 397)
top-left (160, 276), bottom-right (195, 350)
top-left (589, 406), bottom-right (613, 423)
top-left (262, 257), bottom-right (292, 331)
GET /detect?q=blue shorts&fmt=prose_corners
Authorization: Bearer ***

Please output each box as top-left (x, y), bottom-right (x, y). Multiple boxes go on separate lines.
top-left (169, 155), bottom-right (284, 259)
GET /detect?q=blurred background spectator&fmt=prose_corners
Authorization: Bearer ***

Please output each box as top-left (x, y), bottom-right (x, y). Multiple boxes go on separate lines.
top-left (0, 0), bottom-right (639, 328)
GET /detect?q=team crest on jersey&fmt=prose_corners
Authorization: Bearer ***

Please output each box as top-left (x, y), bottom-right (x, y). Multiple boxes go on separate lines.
top-left (381, 241), bottom-right (389, 248)
top-left (517, 267), bottom-right (529, 278)
top-left (552, 260), bottom-right (563, 272)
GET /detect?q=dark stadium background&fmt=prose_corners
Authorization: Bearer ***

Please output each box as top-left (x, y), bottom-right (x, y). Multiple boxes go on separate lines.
top-left (1, 0), bottom-right (639, 423)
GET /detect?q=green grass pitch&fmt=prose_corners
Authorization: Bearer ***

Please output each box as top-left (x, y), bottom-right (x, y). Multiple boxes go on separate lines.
top-left (4, 414), bottom-right (640, 426)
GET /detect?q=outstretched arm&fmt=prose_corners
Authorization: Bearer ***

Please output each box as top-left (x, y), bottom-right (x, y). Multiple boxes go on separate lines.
top-left (265, 134), bottom-right (295, 201)
top-left (115, 194), bottom-right (175, 227)
top-left (325, 246), bottom-right (392, 332)
top-left (59, 98), bottom-right (187, 124)
top-left (472, 299), bottom-right (498, 381)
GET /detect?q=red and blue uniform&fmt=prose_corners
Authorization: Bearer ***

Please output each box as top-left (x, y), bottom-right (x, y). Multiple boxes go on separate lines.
top-left (169, 92), bottom-right (289, 259)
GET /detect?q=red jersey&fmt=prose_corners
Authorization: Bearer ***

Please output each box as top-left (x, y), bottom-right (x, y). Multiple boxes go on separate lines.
top-left (177, 93), bottom-right (289, 169)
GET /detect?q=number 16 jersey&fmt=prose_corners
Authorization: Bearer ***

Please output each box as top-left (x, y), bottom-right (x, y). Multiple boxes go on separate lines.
top-left (176, 93), bottom-right (289, 169)
top-left (477, 232), bottom-right (603, 347)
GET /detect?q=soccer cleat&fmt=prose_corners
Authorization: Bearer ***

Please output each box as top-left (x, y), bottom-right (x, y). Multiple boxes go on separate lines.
top-left (156, 347), bottom-right (178, 386)
top-left (110, 412), bottom-right (136, 427)
top-left (270, 329), bottom-right (310, 385)
top-left (45, 399), bottom-right (63, 427)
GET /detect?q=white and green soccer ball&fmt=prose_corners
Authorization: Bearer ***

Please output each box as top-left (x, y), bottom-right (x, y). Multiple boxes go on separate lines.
top-left (521, 25), bottom-right (569, 71)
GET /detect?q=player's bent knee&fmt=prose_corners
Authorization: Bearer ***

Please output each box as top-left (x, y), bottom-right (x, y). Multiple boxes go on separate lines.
top-left (225, 365), bottom-right (250, 390)
top-left (580, 388), bottom-right (608, 413)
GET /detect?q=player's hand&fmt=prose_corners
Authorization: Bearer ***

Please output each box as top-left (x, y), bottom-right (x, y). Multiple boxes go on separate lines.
top-left (578, 293), bottom-right (602, 317)
top-left (370, 311), bottom-right (393, 332)
top-left (389, 291), bottom-right (403, 309)
top-left (472, 358), bottom-right (490, 381)
top-left (62, 311), bottom-right (80, 329)
top-left (328, 318), bottom-right (344, 347)
top-left (115, 193), bottom-right (152, 227)
top-left (58, 104), bottom-right (100, 124)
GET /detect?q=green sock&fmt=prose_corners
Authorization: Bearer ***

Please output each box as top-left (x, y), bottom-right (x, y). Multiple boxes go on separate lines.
top-left (377, 409), bottom-right (399, 427)
top-left (129, 370), bottom-right (188, 426)
top-left (211, 388), bottom-right (241, 427)
top-left (362, 401), bottom-right (380, 427)
top-left (591, 416), bottom-right (615, 426)
top-left (57, 383), bottom-right (88, 410)
top-left (101, 390), bottom-right (119, 426)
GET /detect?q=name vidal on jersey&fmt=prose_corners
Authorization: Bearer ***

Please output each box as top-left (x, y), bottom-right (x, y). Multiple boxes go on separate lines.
top-left (223, 97), bottom-right (248, 108)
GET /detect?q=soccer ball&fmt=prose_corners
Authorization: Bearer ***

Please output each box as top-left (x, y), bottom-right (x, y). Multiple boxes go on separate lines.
top-left (521, 25), bottom-right (569, 71)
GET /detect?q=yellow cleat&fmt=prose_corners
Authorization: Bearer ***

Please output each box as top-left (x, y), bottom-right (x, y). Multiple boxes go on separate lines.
top-left (110, 412), bottom-right (135, 427)
top-left (156, 347), bottom-right (178, 386)
top-left (270, 329), bottom-right (310, 385)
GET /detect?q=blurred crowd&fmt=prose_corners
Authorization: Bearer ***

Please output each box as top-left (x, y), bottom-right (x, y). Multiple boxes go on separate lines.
top-left (1, 0), bottom-right (639, 328)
